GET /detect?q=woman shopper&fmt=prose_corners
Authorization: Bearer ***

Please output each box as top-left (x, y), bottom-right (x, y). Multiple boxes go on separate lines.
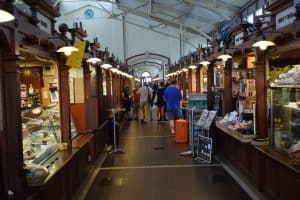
top-left (132, 86), bottom-right (140, 120)
top-left (121, 85), bottom-right (132, 120)
top-left (156, 82), bottom-right (166, 121)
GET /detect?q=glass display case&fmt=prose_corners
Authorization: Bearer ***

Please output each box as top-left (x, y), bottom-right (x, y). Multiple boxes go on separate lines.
top-left (270, 85), bottom-right (300, 154)
top-left (22, 103), bottom-right (61, 164)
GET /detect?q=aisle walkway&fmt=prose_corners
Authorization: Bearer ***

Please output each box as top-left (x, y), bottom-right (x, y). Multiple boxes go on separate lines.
top-left (85, 120), bottom-right (251, 200)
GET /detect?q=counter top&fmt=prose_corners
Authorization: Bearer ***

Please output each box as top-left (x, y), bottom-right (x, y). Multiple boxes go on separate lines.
top-left (252, 144), bottom-right (300, 175)
top-left (215, 120), bottom-right (255, 143)
top-left (26, 148), bottom-right (79, 191)
top-left (72, 133), bottom-right (93, 149)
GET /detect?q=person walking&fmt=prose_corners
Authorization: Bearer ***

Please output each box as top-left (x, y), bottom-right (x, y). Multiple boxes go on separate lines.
top-left (164, 80), bottom-right (182, 136)
top-left (150, 83), bottom-right (158, 121)
top-left (156, 82), bottom-right (166, 121)
top-left (121, 85), bottom-right (132, 120)
top-left (132, 86), bottom-right (140, 120)
top-left (138, 82), bottom-right (152, 123)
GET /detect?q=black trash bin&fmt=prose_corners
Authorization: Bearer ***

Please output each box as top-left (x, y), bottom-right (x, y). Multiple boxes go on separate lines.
top-left (108, 118), bottom-right (119, 146)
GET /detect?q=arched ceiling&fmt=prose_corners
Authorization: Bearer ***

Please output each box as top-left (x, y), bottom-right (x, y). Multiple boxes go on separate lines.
top-left (102, 0), bottom-right (251, 38)
top-left (126, 51), bottom-right (170, 78)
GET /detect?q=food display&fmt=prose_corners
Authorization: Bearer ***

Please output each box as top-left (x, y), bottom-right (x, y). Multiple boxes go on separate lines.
top-left (219, 111), bottom-right (254, 135)
top-left (22, 104), bottom-right (61, 164)
top-left (277, 65), bottom-right (300, 85)
top-left (270, 85), bottom-right (300, 157)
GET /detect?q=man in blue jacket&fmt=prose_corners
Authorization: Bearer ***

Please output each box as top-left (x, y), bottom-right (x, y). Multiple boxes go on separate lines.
top-left (164, 80), bottom-right (182, 136)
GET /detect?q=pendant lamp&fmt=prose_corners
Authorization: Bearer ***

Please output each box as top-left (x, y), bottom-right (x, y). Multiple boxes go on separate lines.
top-left (0, 9), bottom-right (15, 23)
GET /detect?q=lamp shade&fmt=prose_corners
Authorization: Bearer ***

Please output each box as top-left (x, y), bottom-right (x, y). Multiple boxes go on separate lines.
top-left (101, 63), bottom-right (112, 69)
top-left (188, 65), bottom-right (197, 69)
top-left (252, 40), bottom-right (275, 50)
top-left (0, 9), bottom-right (15, 23)
top-left (200, 61), bottom-right (211, 66)
top-left (217, 54), bottom-right (232, 62)
top-left (56, 46), bottom-right (78, 56)
top-left (87, 57), bottom-right (101, 64)
top-left (110, 68), bottom-right (119, 73)
top-left (182, 68), bottom-right (189, 72)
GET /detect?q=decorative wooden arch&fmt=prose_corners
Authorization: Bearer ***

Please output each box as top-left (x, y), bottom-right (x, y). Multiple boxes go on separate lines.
top-left (126, 51), bottom-right (171, 74)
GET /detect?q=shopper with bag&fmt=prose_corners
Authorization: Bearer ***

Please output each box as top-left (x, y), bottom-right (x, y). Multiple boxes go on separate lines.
top-left (138, 82), bottom-right (153, 123)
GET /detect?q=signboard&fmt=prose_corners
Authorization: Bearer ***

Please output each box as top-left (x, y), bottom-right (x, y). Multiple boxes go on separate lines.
top-left (197, 135), bottom-right (212, 163)
top-left (234, 32), bottom-right (244, 46)
top-left (37, 13), bottom-right (51, 34)
top-left (188, 93), bottom-right (207, 110)
top-left (276, 6), bottom-right (295, 29)
top-left (66, 41), bottom-right (86, 68)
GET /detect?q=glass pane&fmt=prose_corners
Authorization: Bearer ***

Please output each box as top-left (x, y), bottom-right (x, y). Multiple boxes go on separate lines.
top-left (21, 53), bottom-right (61, 164)
top-left (271, 87), bottom-right (300, 154)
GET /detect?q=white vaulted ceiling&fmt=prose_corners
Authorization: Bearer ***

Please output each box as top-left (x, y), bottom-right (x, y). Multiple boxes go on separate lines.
top-left (112, 0), bottom-right (250, 38)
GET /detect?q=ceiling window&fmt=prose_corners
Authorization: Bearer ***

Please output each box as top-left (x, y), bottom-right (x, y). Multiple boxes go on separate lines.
top-left (255, 8), bottom-right (263, 16)
top-left (247, 14), bottom-right (254, 23)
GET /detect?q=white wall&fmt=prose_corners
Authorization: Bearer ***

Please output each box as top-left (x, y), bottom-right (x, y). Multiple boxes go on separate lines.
top-left (56, 1), bottom-right (206, 65)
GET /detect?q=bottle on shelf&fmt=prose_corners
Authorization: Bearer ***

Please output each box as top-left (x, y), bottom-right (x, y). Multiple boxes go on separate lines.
top-left (28, 84), bottom-right (34, 95)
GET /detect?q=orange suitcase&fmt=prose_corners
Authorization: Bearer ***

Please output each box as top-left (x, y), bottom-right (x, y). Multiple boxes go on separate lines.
top-left (175, 119), bottom-right (188, 143)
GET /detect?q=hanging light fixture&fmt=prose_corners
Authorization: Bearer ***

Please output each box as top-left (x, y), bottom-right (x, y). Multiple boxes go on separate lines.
top-left (252, 40), bottom-right (275, 50)
top-left (87, 57), bottom-right (101, 64)
top-left (188, 65), bottom-right (197, 69)
top-left (101, 63), bottom-right (112, 69)
top-left (217, 54), bottom-right (232, 62)
top-left (110, 67), bottom-right (119, 73)
top-left (200, 61), bottom-right (211, 66)
top-left (0, 9), bottom-right (15, 23)
top-left (56, 46), bottom-right (78, 56)
top-left (182, 68), bottom-right (189, 72)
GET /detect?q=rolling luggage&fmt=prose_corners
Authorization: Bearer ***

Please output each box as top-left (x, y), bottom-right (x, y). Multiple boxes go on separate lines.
top-left (175, 119), bottom-right (188, 143)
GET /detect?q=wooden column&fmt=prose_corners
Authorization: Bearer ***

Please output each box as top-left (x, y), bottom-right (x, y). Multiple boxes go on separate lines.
top-left (207, 62), bottom-right (214, 110)
top-left (83, 62), bottom-right (98, 131)
top-left (188, 69), bottom-right (192, 93)
top-left (3, 53), bottom-right (25, 199)
top-left (97, 68), bottom-right (105, 124)
top-left (255, 49), bottom-right (268, 137)
top-left (223, 59), bottom-right (233, 115)
top-left (59, 56), bottom-right (71, 146)
top-left (196, 67), bottom-right (201, 93)
top-left (182, 72), bottom-right (187, 99)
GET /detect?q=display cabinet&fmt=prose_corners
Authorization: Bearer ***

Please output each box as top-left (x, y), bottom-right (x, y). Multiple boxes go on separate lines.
top-left (270, 85), bottom-right (300, 154)
top-left (22, 103), bottom-right (61, 164)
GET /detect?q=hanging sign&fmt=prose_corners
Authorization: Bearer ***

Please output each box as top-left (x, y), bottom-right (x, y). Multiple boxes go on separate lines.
top-left (276, 6), bottom-right (295, 30)
top-left (234, 32), bottom-right (244, 46)
top-left (66, 41), bottom-right (86, 68)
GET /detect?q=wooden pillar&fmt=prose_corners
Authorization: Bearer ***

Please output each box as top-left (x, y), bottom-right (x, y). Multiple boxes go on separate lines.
top-left (188, 69), bottom-right (192, 93)
top-left (255, 49), bottom-right (268, 137)
top-left (223, 59), bottom-right (233, 115)
top-left (58, 56), bottom-right (71, 146)
top-left (196, 67), bottom-right (201, 93)
top-left (207, 62), bottom-right (214, 110)
top-left (83, 62), bottom-right (99, 131)
top-left (3, 53), bottom-right (25, 199)
top-left (106, 70), bottom-right (112, 109)
top-left (97, 67), bottom-right (105, 124)
top-left (182, 72), bottom-right (187, 99)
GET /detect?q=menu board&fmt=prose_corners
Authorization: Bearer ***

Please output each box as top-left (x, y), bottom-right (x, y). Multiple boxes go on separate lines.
top-left (197, 135), bottom-right (212, 163)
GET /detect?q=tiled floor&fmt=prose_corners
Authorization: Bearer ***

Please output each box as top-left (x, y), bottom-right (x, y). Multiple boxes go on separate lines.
top-left (85, 120), bottom-right (251, 200)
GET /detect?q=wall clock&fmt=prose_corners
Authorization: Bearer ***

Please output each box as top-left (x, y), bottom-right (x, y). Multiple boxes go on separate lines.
top-left (84, 9), bottom-right (94, 19)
